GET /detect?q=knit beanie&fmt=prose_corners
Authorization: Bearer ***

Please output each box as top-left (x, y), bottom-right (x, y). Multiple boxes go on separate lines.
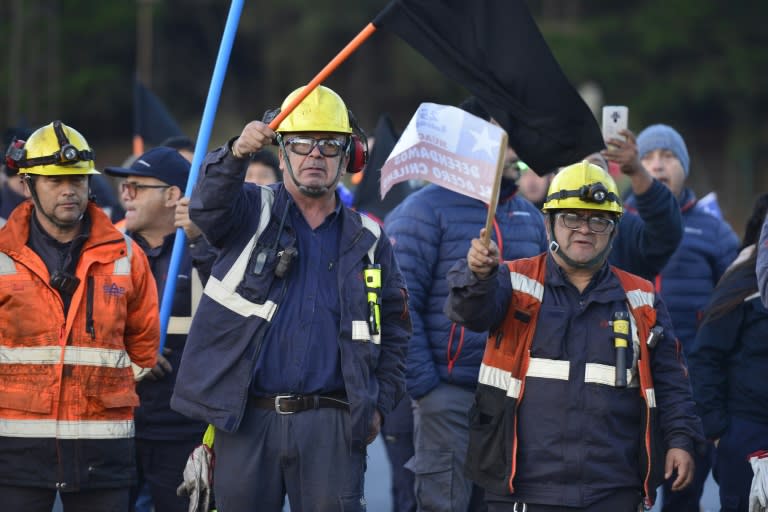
top-left (637, 124), bottom-right (690, 176)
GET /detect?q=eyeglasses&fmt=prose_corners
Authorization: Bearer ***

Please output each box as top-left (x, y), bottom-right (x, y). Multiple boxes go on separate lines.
top-left (121, 181), bottom-right (171, 200)
top-left (284, 136), bottom-right (347, 157)
top-left (556, 212), bottom-right (616, 234)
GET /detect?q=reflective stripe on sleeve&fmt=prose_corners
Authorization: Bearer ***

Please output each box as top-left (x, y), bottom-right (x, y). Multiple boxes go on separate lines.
top-left (626, 289), bottom-right (654, 309)
top-left (0, 419), bottom-right (134, 439)
top-left (509, 272), bottom-right (544, 301)
top-left (132, 362), bottom-right (152, 381)
top-left (478, 363), bottom-right (522, 399)
top-left (0, 346), bottom-right (131, 368)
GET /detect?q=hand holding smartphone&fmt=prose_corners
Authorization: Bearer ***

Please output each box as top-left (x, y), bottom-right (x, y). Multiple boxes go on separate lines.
top-left (602, 106), bottom-right (628, 143)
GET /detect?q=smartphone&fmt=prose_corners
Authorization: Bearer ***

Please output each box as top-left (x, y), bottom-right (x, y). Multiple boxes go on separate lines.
top-left (602, 105), bottom-right (628, 142)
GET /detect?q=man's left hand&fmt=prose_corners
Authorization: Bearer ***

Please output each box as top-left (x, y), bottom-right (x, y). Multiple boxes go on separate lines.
top-left (665, 447), bottom-right (695, 491)
top-left (366, 409), bottom-right (382, 445)
top-left (144, 347), bottom-right (173, 381)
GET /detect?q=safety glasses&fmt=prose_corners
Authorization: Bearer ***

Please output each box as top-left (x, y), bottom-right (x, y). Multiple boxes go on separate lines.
top-left (284, 137), bottom-right (347, 158)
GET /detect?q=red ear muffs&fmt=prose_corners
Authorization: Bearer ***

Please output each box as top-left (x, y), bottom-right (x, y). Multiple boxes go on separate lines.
top-left (347, 135), bottom-right (368, 174)
top-left (4, 139), bottom-right (26, 173)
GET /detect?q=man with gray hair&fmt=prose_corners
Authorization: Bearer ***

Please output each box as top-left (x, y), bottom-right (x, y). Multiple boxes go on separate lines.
top-left (627, 123), bottom-right (739, 512)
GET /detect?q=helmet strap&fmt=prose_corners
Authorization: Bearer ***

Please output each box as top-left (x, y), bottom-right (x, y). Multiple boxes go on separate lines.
top-left (25, 175), bottom-right (87, 231)
top-left (278, 134), bottom-right (346, 199)
top-left (547, 214), bottom-right (616, 271)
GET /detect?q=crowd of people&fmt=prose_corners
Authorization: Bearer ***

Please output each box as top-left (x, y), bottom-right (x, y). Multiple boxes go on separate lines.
top-left (0, 84), bottom-right (766, 512)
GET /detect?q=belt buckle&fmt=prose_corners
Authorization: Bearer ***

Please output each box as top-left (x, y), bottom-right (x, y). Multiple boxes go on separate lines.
top-left (274, 394), bottom-right (297, 415)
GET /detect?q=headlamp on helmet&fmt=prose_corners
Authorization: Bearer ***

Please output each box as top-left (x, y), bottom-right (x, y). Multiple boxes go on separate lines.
top-left (542, 161), bottom-right (623, 216)
top-left (9, 121), bottom-right (99, 176)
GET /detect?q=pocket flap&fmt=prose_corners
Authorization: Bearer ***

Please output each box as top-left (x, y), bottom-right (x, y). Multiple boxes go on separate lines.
top-left (404, 449), bottom-right (453, 475)
top-left (100, 390), bottom-right (140, 409)
top-left (0, 389), bottom-right (53, 413)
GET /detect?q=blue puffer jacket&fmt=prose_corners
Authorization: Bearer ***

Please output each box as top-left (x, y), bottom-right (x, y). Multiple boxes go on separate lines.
top-left (626, 187), bottom-right (738, 351)
top-left (171, 145), bottom-right (411, 451)
top-left (385, 182), bottom-right (547, 399)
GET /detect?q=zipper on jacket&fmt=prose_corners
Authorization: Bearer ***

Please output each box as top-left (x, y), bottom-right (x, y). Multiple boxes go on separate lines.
top-left (86, 276), bottom-right (95, 339)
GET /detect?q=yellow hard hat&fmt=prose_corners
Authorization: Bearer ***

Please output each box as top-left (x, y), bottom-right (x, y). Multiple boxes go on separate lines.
top-left (276, 85), bottom-right (352, 134)
top-left (11, 121), bottom-right (99, 176)
top-left (542, 161), bottom-right (622, 215)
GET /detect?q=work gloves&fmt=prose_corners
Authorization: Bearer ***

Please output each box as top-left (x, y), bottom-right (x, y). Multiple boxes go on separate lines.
top-left (750, 450), bottom-right (768, 512)
top-left (177, 443), bottom-right (214, 512)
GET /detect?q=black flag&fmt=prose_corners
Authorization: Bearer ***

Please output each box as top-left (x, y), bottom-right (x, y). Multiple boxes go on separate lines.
top-left (353, 114), bottom-right (413, 220)
top-left (134, 79), bottom-right (184, 145)
top-left (373, 0), bottom-right (604, 174)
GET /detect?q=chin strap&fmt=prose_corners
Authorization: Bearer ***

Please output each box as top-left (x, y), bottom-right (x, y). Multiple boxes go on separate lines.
top-left (547, 214), bottom-right (615, 270)
top-left (25, 175), bottom-right (85, 230)
top-left (277, 134), bottom-right (347, 199)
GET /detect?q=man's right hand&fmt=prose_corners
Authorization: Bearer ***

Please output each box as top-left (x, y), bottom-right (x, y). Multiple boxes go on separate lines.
top-left (231, 121), bottom-right (276, 158)
top-left (175, 197), bottom-right (202, 240)
top-left (467, 228), bottom-right (499, 279)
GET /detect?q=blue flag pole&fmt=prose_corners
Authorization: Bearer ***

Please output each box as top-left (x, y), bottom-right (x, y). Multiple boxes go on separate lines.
top-left (158, 0), bottom-right (244, 352)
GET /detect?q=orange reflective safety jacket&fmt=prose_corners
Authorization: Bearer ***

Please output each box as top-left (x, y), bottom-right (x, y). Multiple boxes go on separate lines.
top-left (0, 201), bottom-right (159, 490)
top-left (467, 254), bottom-right (665, 509)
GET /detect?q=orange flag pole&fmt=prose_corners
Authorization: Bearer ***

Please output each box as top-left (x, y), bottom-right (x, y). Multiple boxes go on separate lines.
top-left (268, 23), bottom-right (378, 130)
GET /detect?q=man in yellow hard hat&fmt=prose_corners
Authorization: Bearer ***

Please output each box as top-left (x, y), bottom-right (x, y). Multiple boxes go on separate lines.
top-left (445, 161), bottom-right (703, 511)
top-left (171, 85), bottom-right (412, 511)
top-left (0, 121), bottom-right (159, 510)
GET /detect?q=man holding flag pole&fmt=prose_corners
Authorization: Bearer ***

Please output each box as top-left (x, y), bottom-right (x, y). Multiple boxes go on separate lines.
top-left (384, 100), bottom-right (548, 511)
top-left (171, 85), bottom-right (411, 511)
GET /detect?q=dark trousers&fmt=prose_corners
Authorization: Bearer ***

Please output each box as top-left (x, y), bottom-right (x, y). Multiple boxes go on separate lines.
top-left (661, 442), bottom-right (712, 512)
top-left (130, 438), bottom-right (198, 512)
top-left (485, 488), bottom-right (641, 512)
top-left (714, 415), bottom-right (768, 512)
top-left (213, 402), bottom-right (366, 512)
top-left (1, 485), bottom-right (130, 512)
top-left (381, 397), bottom-right (416, 512)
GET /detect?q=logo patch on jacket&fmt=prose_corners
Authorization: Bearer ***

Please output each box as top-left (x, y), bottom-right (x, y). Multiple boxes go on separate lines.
top-left (103, 282), bottom-right (126, 301)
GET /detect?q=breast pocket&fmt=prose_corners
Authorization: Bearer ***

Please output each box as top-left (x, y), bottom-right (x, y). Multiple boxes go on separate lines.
top-left (530, 305), bottom-right (569, 359)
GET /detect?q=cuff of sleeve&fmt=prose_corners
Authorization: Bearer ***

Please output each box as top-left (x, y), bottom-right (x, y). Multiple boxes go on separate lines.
top-left (667, 434), bottom-right (695, 456)
top-left (227, 136), bottom-right (247, 160)
top-left (132, 362), bottom-right (152, 382)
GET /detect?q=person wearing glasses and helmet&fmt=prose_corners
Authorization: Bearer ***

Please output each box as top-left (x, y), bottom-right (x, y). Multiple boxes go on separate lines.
top-left (171, 85), bottom-right (411, 512)
top-left (445, 161), bottom-right (704, 512)
top-left (0, 121), bottom-right (159, 510)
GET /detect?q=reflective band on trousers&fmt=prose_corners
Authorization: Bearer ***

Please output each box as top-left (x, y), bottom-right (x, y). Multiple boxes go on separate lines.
top-left (0, 418), bottom-right (134, 439)
top-left (0, 345), bottom-right (131, 368)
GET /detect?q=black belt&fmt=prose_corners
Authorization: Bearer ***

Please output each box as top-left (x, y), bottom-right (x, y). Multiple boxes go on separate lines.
top-left (251, 394), bottom-right (349, 415)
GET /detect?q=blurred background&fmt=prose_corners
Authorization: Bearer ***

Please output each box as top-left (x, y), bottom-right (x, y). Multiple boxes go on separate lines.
top-left (1, 0), bottom-right (766, 228)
